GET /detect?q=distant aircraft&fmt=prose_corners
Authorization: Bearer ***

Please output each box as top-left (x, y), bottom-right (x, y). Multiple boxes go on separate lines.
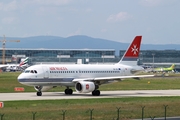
top-left (153, 64), bottom-right (175, 72)
top-left (18, 57), bottom-right (29, 70)
top-left (18, 36), bottom-right (154, 96)
top-left (0, 57), bottom-right (29, 72)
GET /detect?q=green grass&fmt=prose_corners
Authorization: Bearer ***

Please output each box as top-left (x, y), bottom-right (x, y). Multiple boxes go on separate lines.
top-left (1, 97), bottom-right (180, 120)
top-left (1, 72), bottom-right (180, 119)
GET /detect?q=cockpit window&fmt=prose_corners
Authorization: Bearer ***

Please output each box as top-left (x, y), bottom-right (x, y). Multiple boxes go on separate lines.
top-left (24, 70), bottom-right (37, 73)
top-left (24, 70), bottom-right (30, 73)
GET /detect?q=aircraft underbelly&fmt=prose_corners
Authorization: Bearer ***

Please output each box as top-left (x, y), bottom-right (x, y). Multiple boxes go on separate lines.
top-left (19, 77), bottom-right (74, 86)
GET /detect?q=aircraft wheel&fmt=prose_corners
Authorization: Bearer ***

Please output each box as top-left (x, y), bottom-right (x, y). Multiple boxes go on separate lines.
top-left (64, 89), bottom-right (73, 95)
top-left (92, 90), bottom-right (100, 96)
top-left (68, 89), bottom-right (73, 95)
top-left (37, 91), bottom-right (42, 96)
top-left (65, 89), bottom-right (68, 94)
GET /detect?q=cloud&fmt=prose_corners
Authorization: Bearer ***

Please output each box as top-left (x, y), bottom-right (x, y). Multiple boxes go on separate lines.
top-left (86, 8), bottom-right (93, 12)
top-left (107, 12), bottom-right (132, 22)
top-left (67, 28), bottom-right (82, 37)
top-left (32, 0), bottom-right (71, 6)
top-left (0, 0), bottom-right (17, 11)
top-left (139, 0), bottom-right (162, 7)
top-left (101, 28), bottom-right (107, 33)
top-left (2, 17), bottom-right (18, 24)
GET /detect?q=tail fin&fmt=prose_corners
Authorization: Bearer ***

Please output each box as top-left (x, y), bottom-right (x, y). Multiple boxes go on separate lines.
top-left (170, 64), bottom-right (175, 69)
top-left (118, 36), bottom-right (142, 65)
top-left (19, 57), bottom-right (29, 67)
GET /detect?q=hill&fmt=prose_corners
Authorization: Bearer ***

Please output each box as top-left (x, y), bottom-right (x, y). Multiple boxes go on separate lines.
top-left (1, 35), bottom-right (180, 54)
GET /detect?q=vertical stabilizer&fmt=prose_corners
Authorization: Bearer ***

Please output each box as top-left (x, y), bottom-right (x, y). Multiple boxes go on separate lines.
top-left (19, 57), bottom-right (29, 67)
top-left (118, 36), bottom-right (142, 66)
top-left (170, 64), bottom-right (175, 69)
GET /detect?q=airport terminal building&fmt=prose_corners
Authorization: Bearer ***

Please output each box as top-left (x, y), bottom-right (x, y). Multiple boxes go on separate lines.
top-left (1, 48), bottom-right (180, 67)
top-left (0, 48), bottom-right (117, 65)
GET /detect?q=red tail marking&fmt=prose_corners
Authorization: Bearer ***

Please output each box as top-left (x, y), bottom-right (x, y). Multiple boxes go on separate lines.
top-left (124, 36), bottom-right (142, 58)
top-left (19, 62), bottom-right (24, 67)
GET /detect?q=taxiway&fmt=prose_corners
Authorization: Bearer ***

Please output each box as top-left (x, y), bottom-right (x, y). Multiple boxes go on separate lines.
top-left (1, 90), bottom-right (180, 101)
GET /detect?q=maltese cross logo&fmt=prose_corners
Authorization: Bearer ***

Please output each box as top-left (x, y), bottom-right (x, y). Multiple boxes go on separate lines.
top-left (131, 44), bottom-right (138, 55)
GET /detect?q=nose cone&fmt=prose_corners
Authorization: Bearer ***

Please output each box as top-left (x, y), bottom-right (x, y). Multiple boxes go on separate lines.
top-left (17, 73), bottom-right (25, 84)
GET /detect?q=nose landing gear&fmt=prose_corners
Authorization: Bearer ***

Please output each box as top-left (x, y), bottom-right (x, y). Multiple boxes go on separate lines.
top-left (37, 91), bottom-right (42, 96)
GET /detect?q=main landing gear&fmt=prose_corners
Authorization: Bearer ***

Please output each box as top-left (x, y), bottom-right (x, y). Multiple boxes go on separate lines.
top-left (35, 87), bottom-right (100, 96)
top-left (92, 90), bottom-right (100, 96)
top-left (64, 87), bottom-right (73, 95)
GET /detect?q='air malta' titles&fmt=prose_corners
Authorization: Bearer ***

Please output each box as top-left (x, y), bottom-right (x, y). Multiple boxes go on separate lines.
top-left (49, 67), bottom-right (68, 70)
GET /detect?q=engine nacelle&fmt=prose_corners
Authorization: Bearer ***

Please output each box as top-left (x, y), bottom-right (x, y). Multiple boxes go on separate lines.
top-left (34, 86), bottom-right (56, 92)
top-left (75, 81), bottom-right (95, 93)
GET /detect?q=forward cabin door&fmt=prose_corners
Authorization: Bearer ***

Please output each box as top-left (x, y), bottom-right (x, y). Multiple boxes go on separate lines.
top-left (42, 66), bottom-right (49, 79)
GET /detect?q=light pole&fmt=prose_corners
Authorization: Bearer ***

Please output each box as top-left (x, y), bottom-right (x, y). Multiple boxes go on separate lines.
top-left (86, 52), bottom-right (89, 64)
top-left (14, 52), bottom-right (17, 64)
top-left (102, 52), bottom-right (104, 64)
top-left (140, 52), bottom-right (143, 61)
top-left (139, 52), bottom-right (143, 65)
top-left (152, 53), bottom-right (155, 69)
top-left (58, 53), bottom-right (61, 63)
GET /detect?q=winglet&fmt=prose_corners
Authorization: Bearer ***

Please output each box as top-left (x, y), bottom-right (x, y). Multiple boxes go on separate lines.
top-left (118, 36), bottom-right (142, 65)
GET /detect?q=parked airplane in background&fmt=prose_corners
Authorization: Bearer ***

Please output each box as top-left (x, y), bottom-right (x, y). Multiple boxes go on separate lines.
top-left (18, 57), bottom-right (29, 70)
top-left (0, 57), bottom-right (29, 72)
top-left (18, 36), bottom-right (154, 96)
top-left (153, 64), bottom-right (175, 72)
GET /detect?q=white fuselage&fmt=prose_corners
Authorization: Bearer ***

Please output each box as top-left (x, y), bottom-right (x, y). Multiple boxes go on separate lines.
top-left (18, 64), bottom-right (143, 87)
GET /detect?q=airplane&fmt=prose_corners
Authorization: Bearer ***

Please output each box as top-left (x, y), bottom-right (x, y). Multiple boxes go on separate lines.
top-left (0, 57), bottom-right (29, 72)
top-left (153, 64), bottom-right (175, 72)
top-left (17, 36), bottom-right (154, 96)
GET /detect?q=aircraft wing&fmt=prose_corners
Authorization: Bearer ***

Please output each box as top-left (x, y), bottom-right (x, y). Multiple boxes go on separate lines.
top-left (72, 75), bottom-right (154, 82)
top-left (0, 65), bottom-right (9, 68)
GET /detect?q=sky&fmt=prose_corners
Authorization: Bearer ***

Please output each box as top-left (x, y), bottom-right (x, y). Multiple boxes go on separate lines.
top-left (0, 0), bottom-right (180, 44)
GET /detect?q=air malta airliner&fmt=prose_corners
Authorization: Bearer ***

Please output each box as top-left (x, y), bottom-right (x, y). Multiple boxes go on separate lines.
top-left (18, 36), bottom-right (154, 96)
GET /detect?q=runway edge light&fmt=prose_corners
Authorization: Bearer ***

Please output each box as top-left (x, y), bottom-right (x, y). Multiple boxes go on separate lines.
top-left (0, 102), bottom-right (4, 108)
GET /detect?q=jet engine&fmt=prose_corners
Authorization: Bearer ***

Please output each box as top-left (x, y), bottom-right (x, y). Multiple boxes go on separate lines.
top-left (34, 86), bottom-right (56, 92)
top-left (75, 81), bottom-right (95, 93)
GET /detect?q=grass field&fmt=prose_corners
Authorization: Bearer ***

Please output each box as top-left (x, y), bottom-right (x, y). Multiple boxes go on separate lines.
top-left (1, 72), bottom-right (180, 93)
top-left (1, 97), bottom-right (180, 120)
top-left (1, 72), bottom-right (180, 120)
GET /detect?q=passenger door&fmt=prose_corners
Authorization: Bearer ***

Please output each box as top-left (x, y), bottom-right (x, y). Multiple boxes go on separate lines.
top-left (42, 66), bottom-right (49, 78)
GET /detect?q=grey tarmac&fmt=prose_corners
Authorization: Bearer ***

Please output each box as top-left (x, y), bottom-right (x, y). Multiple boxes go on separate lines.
top-left (1, 90), bottom-right (180, 101)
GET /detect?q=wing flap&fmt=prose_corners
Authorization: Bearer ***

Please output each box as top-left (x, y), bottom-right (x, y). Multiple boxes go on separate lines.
top-left (94, 75), bottom-right (154, 81)
top-left (72, 75), bottom-right (154, 82)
